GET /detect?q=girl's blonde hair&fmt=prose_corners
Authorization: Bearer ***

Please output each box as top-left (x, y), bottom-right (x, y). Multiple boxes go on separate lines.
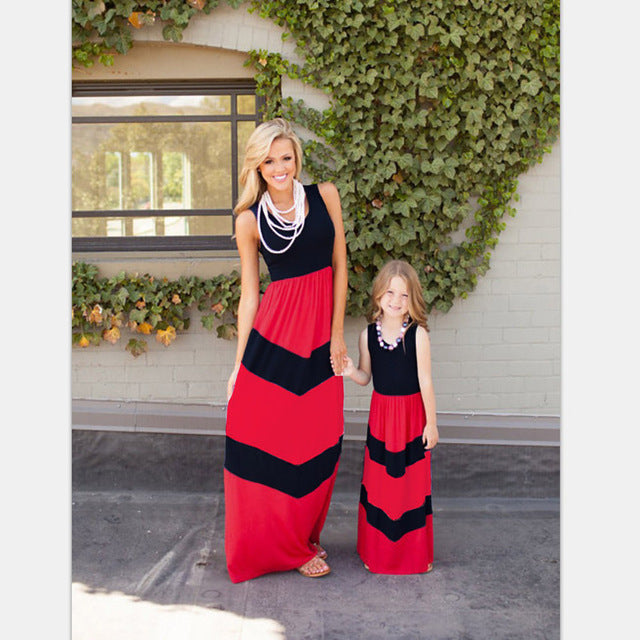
top-left (234, 118), bottom-right (303, 214)
top-left (369, 260), bottom-right (429, 331)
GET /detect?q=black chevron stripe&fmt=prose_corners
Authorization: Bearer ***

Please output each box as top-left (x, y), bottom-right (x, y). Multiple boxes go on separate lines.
top-left (366, 429), bottom-right (425, 478)
top-left (242, 329), bottom-right (334, 395)
top-left (359, 484), bottom-right (432, 542)
top-left (225, 435), bottom-right (343, 498)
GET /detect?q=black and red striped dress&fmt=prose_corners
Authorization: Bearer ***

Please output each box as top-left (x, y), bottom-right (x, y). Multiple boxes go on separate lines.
top-left (224, 183), bottom-right (344, 583)
top-left (357, 322), bottom-right (434, 574)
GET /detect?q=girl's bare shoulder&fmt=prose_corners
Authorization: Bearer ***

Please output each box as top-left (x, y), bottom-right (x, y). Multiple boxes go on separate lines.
top-left (415, 324), bottom-right (431, 344)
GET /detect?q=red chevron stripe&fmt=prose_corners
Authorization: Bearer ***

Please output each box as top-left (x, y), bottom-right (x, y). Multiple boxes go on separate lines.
top-left (253, 266), bottom-right (334, 357)
top-left (226, 364), bottom-right (344, 465)
top-left (361, 448), bottom-right (431, 520)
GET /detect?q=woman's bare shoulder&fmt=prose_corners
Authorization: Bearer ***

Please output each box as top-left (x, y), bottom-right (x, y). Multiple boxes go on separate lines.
top-left (235, 209), bottom-right (258, 234)
top-left (317, 181), bottom-right (340, 201)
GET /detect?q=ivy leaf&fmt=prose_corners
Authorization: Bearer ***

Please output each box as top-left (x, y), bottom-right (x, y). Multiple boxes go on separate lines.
top-left (522, 76), bottom-right (543, 96)
top-left (162, 24), bottom-right (184, 43)
top-left (125, 339), bottom-right (147, 358)
top-left (86, 1), bottom-right (106, 20)
top-left (201, 314), bottom-right (215, 331)
top-left (217, 324), bottom-right (238, 340)
top-left (478, 73), bottom-right (494, 92)
top-left (406, 23), bottom-right (425, 40)
top-left (156, 326), bottom-right (177, 347)
top-left (104, 27), bottom-right (132, 55)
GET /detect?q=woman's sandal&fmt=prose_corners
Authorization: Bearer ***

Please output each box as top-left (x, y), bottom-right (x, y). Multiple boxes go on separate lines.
top-left (297, 556), bottom-right (331, 578)
top-left (311, 542), bottom-right (328, 559)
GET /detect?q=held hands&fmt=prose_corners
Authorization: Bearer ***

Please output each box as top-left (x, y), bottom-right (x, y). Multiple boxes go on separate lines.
top-left (341, 355), bottom-right (356, 378)
top-left (330, 335), bottom-right (348, 376)
top-left (422, 423), bottom-right (439, 450)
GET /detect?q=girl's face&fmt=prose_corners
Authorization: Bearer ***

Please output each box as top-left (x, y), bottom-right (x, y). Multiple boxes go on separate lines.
top-left (379, 276), bottom-right (410, 320)
top-left (258, 138), bottom-right (297, 195)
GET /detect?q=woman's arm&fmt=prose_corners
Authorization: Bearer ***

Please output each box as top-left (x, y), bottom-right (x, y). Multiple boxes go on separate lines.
top-left (318, 182), bottom-right (348, 375)
top-left (343, 328), bottom-right (372, 386)
top-left (416, 326), bottom-right (439, 449)
top-left (227, 209), bottom-right (261, 400)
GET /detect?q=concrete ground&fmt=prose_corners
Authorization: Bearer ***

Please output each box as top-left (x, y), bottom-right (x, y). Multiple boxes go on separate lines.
top-left (72, 432), bottom-right (559, 640)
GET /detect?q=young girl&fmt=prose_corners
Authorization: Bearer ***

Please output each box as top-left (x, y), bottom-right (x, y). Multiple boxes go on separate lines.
top-left (343, 260), bottom-right (438, 574)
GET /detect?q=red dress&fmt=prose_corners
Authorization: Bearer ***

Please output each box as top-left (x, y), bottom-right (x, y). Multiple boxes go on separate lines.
top-left (357, 323), bottom-right (434, 574)
top-left (224, 184), bottom-right (344, 583)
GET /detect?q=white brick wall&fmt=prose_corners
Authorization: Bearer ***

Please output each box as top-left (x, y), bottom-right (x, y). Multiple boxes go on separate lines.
top-left (71, 4), bottom-right (560, 418)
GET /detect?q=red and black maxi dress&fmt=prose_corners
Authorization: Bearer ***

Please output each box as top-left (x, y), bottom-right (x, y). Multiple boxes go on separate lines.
top-left (224, 183), bottom-right (344, 583)
top-left (357, 323), bottom-right (434, 574)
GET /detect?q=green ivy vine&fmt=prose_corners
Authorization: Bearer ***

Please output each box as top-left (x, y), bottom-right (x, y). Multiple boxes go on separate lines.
top-left (72, 261), bottom-right (267, 356)
top-left (72, 0), bottom-right (560, 319)
top-left (72, 1), bottom-right (243, 67)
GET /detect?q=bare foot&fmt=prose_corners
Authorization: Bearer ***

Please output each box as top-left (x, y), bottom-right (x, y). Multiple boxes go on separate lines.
top-left (311, 542), bottom-right (328, 559)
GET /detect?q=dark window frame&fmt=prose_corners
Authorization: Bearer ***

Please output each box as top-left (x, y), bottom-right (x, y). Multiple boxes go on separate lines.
top-left (72, 80), bottom-right (264, 252)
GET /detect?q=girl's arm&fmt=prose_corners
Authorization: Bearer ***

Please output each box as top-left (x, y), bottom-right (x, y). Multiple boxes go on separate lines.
top-left (343, 328), bottom-right (372, 386)
top-left (227, 209), bottom-right (261, 400)
top-left (416, 325), bottom-right (439, 449)
top-left (318, 182), bottom-right (348, 375)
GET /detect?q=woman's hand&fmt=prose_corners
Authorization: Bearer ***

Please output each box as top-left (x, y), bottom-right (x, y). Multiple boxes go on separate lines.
top-left (330, 334), bottom-right (347, 375)
top-left (423, 423), bottom-right (439, 450)
top-left (227, 364), bottom-right (240, 401)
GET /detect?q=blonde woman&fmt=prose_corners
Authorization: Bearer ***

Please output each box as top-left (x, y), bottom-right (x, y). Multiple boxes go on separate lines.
top-left (224, 118), bottom-right (348, 582)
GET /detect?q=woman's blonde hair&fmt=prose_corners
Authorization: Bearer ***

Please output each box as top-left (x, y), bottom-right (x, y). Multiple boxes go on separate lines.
top-left (234, 118), bottom-right (303, 214)
top-left (369, 260), bottom-right (429, 330)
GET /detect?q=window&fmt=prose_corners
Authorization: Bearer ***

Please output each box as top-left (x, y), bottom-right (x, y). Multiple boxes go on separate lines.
top-left (72, 81), bottom-right (263, 251)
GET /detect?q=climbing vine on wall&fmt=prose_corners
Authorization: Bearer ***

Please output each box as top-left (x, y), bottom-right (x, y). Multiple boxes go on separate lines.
top-left (72, 261), bottom-right (270, 355)
top-left (72, 0), bottom-right (560, 320)
top-left (247, 0), bottom-right (560, 314)
top-left (72, 0), bottom-right (243, 66)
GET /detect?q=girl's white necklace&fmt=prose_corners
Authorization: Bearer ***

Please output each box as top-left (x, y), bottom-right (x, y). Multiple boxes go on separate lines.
top-left (257, 179), bottom-right (306, 254)
top-left (376, 317), bottom-right (409, 351)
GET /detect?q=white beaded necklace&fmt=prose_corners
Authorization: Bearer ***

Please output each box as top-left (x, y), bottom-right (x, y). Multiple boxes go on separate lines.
top-left (257, 179), bottom-right (306, 254)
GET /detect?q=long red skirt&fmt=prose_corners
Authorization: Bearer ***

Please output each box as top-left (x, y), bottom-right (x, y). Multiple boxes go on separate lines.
top-left (224, 266), bottom-right (344, 583)
top-left (357, 391), bottom-right (433, 574)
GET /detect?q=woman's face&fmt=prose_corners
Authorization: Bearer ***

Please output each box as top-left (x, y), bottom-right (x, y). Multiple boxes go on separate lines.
top-left (258, 137), bottom-right (297, 195)
top-left (380, 276), bottom-right (410, 320)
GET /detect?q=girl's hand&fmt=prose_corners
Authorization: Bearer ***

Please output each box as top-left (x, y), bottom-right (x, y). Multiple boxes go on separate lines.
top-left (423, 423), bottom-right (439, 450)
top-left (342, 355), bottom-right (355, 378)
top-left (227, 364), bottom-right (240, 401)
top-left (330, 334), bottom-right (347, 375)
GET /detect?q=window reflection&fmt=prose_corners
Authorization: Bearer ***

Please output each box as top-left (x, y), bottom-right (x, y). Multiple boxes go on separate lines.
top-left (72, 122), bottom-right (233, 237)
top-left (72, 84), bottom-right (261, 248)
top-left (71, 95), bottom-right (232, 117)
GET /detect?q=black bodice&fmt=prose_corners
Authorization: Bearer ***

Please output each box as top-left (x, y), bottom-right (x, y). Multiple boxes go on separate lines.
top-left (368, 323), bottom-right (421, 396)
top-left (250, 183), bottom-right (335, 281)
